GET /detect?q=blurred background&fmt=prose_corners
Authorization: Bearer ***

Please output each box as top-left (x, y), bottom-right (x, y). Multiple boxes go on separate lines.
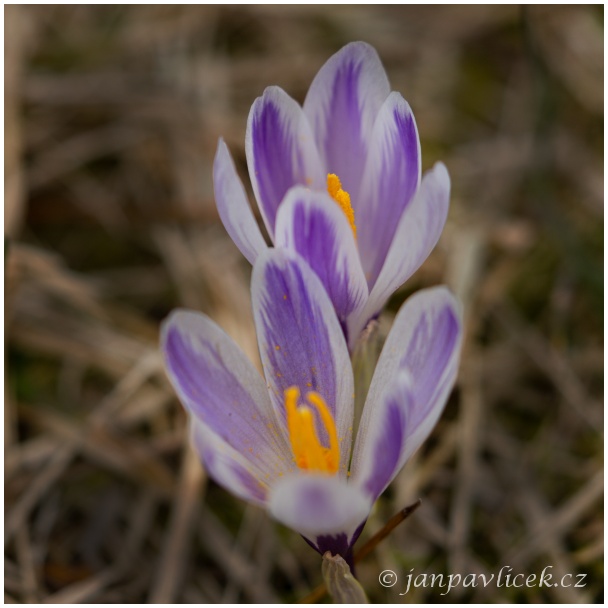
top-left (4, 5), bottom-right (603, 603)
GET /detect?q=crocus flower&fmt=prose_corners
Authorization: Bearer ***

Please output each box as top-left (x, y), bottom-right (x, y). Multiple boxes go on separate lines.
top-left (161, 249), bottom-right (462, 566)
top-left (213, 41), bottom-right (450, 350)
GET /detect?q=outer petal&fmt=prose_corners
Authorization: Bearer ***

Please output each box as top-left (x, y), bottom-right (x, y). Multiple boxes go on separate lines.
top-left (274, 186), bottom-right (368, 331)
top-left (351, 287), bottom-right (463, 500)
top-left (252, 249), bottom-right (354, 474)
top-left (357, 92), bottom-right (421, 286)
top-left (191, 418), bottom-right (268, 507)
top-left (269, 474), bottom-right (371, 545)
top-left (349, 372), bottom-right (413, 503)
top-left (161, 309), bottom-right (294, 485)
top-left (246, 86), bottom-right (325, 237)
top-left (349, 162), bottom-right (450, 344)
top-left (303, 41), bottom-right (390, 199)
top-left (213, 139), bottom-right (267, 265)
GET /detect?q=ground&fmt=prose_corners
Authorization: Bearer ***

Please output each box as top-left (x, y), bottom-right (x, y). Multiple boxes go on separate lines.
top-left (5, 5), bottom-right (603, 603)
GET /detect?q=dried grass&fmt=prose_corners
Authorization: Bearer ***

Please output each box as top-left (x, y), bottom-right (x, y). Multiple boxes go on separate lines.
top-left (5, 5), bottom-right (603, 602)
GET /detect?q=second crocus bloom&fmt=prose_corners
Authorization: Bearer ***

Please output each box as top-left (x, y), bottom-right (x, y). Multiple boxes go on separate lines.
top-left (161, 249), bottom-right (462, 566)
top-left (213, 42), bottom-right (451, 350)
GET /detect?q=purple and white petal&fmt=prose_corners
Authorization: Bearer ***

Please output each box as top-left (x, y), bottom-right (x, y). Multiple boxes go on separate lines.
top-left (357, 92), bottom-right (421, 286)
top-left (348, 371), bottom-right (413, 502)
top-left (246, 86), bottom-right (324, 237)
top-left (161, 309), bottom-right (294, 483)
top-left (269, 474), bottom-right (371, 543)
top-left (303, 41), bottom-right (390, 199)
top-left (213, 139), bottom-right (267, 265)
top-left (350, 162), bottom-right (450, 342)
top-left (350, 287), bottom-right (463, 497)
top-left (274, 186), bottom-right (368, 330)
top-left (252, 249), bottom-right (354, 474)
top-left (191, 418), bottom-right (268, 507)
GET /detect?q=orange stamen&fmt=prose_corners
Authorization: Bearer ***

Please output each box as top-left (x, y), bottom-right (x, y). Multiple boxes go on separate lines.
top-left (327, 174), bottom-right (357, 238)
top-left (284, 386), bottom-right (340, 474)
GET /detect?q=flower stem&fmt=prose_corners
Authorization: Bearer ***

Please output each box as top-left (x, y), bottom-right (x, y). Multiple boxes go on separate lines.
top-left (297, 499), bottom-right (421, 603)
top-left (354, 499), bottom-right (421, 563)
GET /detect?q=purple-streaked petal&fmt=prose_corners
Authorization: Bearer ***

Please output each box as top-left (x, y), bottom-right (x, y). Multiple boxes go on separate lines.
top-left (274, 186), bottom-right (368, 331)
top-left (252, 249), bottom-right (353, 474)
top-left (213, 139), bottom-right (267, 265)
top-left (357, 92), bottom-right (421, 286)
top-left (349, 372), bottom-right (413, 502)
top-left (246, 86), bottom-right (324, 237)
top-left (303, 41), bottom-right (390, 199)
top-left (191, 418), bottom-right (268, 506)
top-left (269, 474), bottom-right (371, 542)
top-left (351, 287), bottom-right (463, 499)
top-left (349, 162), bottom-right (450, 343)
top-left (161, 309), bottom-right (294, 484)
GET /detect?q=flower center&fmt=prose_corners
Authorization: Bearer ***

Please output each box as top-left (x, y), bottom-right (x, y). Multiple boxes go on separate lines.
top-left (327, 174), bottom-right (357, 238)
top-left (284, 386), bottom-right (339, 474)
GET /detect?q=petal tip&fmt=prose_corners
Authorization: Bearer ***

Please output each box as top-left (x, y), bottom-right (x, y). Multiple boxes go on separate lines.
top-left (429, 161), bottom-right (451, 190)
top-left (160, 308), bottom-right (203, 349)
top-left (213, 137), bottom-right (230, 168)
top-left (336, 40), bottom-right (384, 63)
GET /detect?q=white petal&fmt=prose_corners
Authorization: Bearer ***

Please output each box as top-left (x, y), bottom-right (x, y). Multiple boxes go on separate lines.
top-left (213, 139), bottom-right (267, 265)
top-left (303, 41), bottom-right (390, 198)
top-left (349, 163), bottom-right (451, 342)
top-left (252, 249), bottom-right (354, 474)
top-left (274, 186), bottom-right (368, 328)
top-left (269, 473), bottom-right (371, 541)
top-left (356, 92), bottom-right (421, 284)
top-left (161, 309), bottom-right (294, 485)
top-left (351, 287), bottom-right (463, 498)
top-left (246, 86), bottom-right (324, 237)
top-left (348, 371), bottom-right (413, 502)
top-left (191, 418), bottom-right (268, 506)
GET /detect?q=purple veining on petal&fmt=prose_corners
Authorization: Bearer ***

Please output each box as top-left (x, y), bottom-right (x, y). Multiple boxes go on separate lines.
top-left (256, 256), bottom-right (338, 430)
top-left (247, 88), bottom-right (323, 236)
top-left (285, 196), bottom-right (359, 320)
top-left (359, 163), bottom-right (451, 337)
top-left (358, 93), bottom-right (421, 287)
top-left (253, 103), bottom-right (304, 225)
top-left (231, 464), bottom-right (266, 503)
top-left (196, 430), bottom-right (268, 505)
top-left (348, 370), bottom-right (415, 503)
top-left (253, 250), bottom-right (355, 472)
top-left (398, 305), bottom-right (460, 431)
top-left (251, 101), bottom-right (299, 230)
top-left (322, 59), bottom-right (365, 196)
top-left (165, 329), bottom-right (261, 442)
top-left (350, 287), bottom-right (462, 498)
top-left (274, 188), bottom-right (368, 330)
top-left (162, 316), bottom-right (290, 480)
top-left (363, 394), bottom-right (408, 500)
top-left (304, 42), bottom-right (391, 201)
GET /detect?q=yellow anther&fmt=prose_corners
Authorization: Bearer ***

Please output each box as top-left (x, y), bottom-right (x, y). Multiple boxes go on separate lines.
top-left (285, 386), bottom-right (302, 455)
top-left (307, 391), bottom-right (340, 472)
top-left (327, 173), bottom-right (342, 199)
top-left (327, 174), bottom-right (357, 238)
top-left (284, 386), bottom-right (339, 474)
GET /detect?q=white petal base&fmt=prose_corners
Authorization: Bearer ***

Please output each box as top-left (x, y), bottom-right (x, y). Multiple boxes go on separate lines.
top-left (269, 473), bottom-right (371, 542)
